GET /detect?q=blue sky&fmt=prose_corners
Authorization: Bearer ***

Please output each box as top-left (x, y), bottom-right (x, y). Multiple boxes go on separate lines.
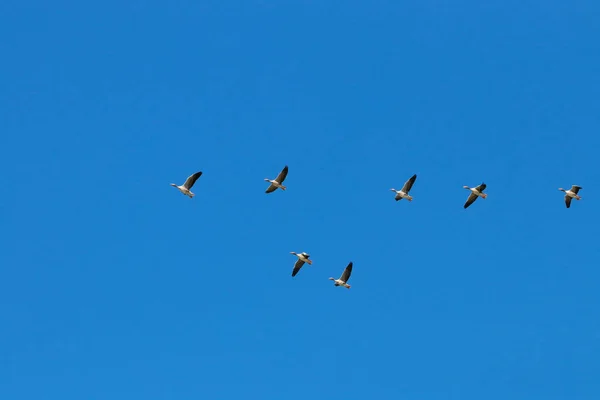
top-left (1, 1), bottom-right (599, 399)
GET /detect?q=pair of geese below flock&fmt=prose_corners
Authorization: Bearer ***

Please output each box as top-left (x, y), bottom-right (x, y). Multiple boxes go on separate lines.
top-left (169, 166), bottom-right (585, 289)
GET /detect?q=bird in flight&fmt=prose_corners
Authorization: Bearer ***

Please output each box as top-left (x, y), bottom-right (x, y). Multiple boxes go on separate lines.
top-left (265, 165), bottom-right (289, 194)
top-left (559, 185), bottom-right (583, 208)
top-left (390, 174), bottom-right (417, 202)
top-left (290, 251), bottom-right (312, 277)
top-left (329, 262), bottom-right (353, 289)
top-left (170, 171), bottom-right (202, 198)
top-left (463, 182), bottom-right (487, 209)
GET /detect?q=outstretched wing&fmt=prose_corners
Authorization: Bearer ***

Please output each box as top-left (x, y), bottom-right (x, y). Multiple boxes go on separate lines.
top-left (464, 192), bottom-right (478, 209)
top-left (265, 184), bottom-right (278, 193)
top-left (292, 259), bottom-right (305, 277)
top-left (475, 182), bottom-right (486, 192)
top-left (275, 165), bottom-right (289, 184)
top-left (565, 195), bottom-right (572, 208)
top-left (401, 174), bottom-right (417, 194)
top-left (340, 262), bottom-right (353, 282)
top-left (570, 185), bottom-right (582, 194)
top-left (183, 172), bottom-right (202, 189)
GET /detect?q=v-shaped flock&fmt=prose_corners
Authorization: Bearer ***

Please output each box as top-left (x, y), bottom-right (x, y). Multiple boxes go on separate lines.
top-left (171, 167), bottom-right (584, 289)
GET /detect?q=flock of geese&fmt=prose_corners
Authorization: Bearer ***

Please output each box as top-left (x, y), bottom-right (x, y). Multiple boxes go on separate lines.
top-left (170, 166), bottom-right (584, 290)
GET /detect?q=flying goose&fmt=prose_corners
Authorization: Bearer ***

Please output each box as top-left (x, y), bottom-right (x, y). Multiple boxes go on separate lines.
top-left (559, 185), bottom-right (583, 208)
top-left (390, 174), bottom-right (417, 202)
top-left (463, 182), bottom-right (487, 209)
top-left (290, 251), bottom-right (312, 277)
top-left (170, 172), bottom-right (202, 198)
top-left (329, 262), bottom-right (353, 289)
top-left (265, 165), bottom-right (289, 193)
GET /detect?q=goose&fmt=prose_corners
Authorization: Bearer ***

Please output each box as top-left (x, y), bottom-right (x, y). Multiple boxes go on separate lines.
top-left (463, 182), bottom-right (487, 209)
top-left (290, 251), bottom-right (312, 277)
top-left (390, 174), bottom-right (417, 202)
top-left (170, 171), bottom-right (202, 198)
top-left (329, 262), bottom-right (353, 289)
top-left (559, 185), bottom-right (583, 208)
top-left (265, 165), bottom-right (289, 193)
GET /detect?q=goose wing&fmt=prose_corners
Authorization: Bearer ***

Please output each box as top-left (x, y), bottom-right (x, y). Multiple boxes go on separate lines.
top-left (401, 174), bottom-right (417, 194)
top-left (395, 192), bottom-right (402, 201)
top-left (570, 185), bottom-right (582, 194)
top-left (265, 184), bottom-right (278, 193)
top-left (183, 172), bottom-right (202, 189)
top-left (275, 165), bottom-right (289, 184)
top-left (339, 262), bottom-right (353, 282)
top-left (292, 259), bottom-right (305, 277)
top-left (565, 195), bottom-right (572, 208)
top-left (464, 192), bottom-right (478, 209)
top-left (475, 182), bottom-right (486, 192)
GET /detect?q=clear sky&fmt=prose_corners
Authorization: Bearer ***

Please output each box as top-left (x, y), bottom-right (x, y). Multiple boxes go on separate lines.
top-left (1, 1), bottom-right (599, 399)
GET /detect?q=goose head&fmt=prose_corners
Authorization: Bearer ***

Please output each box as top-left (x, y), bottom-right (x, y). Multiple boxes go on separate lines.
top-left (170, 183), bottom-right (178, 188)
top-left (558, 188), bottom-right (566, 192)
top-left (328, 277), bottom-right (335, 281)
top-left (463, 185), bottom-right (470, 190)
